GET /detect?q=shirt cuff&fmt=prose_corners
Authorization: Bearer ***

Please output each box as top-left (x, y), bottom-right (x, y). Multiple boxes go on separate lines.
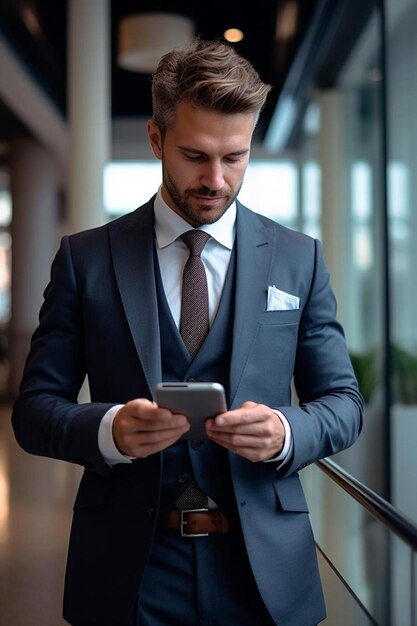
top-left (98, 404), bottom-right (135, 466)
top-left (264, 409), bottom-right (293, 469)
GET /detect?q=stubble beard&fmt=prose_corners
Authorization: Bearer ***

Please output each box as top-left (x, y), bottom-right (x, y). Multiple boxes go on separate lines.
top-left (162, 165), bottom-right (242, 227)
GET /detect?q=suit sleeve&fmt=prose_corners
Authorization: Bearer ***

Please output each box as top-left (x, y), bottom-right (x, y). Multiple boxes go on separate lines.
top-left (11, 236), bottom-right (114, 477)
top-left (278, 239), bottom-right (364, 475)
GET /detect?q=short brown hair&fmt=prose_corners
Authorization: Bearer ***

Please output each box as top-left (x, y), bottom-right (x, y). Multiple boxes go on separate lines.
top-left (151, 37), bottom-right (271, 136)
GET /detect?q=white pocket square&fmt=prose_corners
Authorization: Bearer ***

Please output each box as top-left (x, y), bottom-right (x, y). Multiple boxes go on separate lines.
top-left (267, 285), bottom-right (300, 311)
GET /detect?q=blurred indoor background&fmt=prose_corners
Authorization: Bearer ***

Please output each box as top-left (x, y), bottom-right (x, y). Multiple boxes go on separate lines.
top-left (0, 1), bottom-right (416, 624)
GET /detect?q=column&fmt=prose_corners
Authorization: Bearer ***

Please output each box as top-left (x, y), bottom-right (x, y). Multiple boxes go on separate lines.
top-left (9, 139), bottom-right (61, 396)
top-left (316, 90), bottom-right (351, 328)
top-left (67, 0), bottom-right (110, 233)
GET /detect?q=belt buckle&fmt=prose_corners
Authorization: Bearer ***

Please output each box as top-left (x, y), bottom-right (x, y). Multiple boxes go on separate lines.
top-left (180, 508), bottom-right (209, 537)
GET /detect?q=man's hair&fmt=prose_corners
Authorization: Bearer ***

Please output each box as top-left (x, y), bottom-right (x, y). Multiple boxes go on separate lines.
top-left (151, 37), bottom-right (272, 136)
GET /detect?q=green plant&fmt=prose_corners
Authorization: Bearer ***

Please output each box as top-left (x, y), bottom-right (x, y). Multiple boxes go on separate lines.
top-left (392, 344), bottom-right (417, 405)
top-left (349, 349), bottom-right (378, 405)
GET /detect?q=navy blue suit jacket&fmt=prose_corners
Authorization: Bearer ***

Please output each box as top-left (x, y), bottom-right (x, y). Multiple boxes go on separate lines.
top-left (12, 199), bottom-right (363, 626)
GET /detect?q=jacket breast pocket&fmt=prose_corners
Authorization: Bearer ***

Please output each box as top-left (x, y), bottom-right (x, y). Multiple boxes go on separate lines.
top-left (73, 470), bottom-right (110, 510)
top-left (273, 475), bottom-right (309, 513)
top-left (261, 309), bottom-right (301, 326)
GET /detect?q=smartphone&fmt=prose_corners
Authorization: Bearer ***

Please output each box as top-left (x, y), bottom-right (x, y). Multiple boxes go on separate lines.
top-left (154, 382), bottom-right (227, 439)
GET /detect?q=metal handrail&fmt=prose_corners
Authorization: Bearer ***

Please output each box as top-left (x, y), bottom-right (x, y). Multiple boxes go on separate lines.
top-left (317, 458), bottom-right (417, 550)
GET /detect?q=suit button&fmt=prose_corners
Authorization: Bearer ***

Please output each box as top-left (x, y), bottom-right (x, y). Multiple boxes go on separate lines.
top-left (187, 377), bottom-right (196, 382)
top-left (177, 473), bottom-right (188, 484)
top-left (191, 440), bottom-right (202, 450)
top-left (146, 506), bottom-right (155, 518)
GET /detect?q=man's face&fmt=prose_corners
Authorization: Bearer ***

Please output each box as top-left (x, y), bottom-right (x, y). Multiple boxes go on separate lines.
top-left (147, 101), bottom-right (255, 227)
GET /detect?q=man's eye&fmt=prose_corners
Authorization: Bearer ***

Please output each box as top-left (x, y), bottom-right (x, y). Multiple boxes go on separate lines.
top-left (184, 153), bottom-right (203, 161)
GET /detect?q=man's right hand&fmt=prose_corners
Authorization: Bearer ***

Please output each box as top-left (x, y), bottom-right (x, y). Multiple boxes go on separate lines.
top-left (112, 399), bottom-right (190, 458)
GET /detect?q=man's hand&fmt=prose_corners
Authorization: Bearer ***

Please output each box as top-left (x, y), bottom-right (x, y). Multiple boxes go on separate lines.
top-left (112, 399), bottom-right (190, 458)
top-left (205, 401), bottom-right (285, 462)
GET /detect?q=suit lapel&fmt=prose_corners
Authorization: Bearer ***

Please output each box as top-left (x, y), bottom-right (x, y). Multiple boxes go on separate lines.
top-left (229, 203), bottom-right (275, 407)
top-left (109, 200), bottom-right (162, 396)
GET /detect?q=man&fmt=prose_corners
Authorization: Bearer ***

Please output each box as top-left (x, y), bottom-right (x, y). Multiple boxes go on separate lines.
top-left (12, 38), bottom-right (363, 626)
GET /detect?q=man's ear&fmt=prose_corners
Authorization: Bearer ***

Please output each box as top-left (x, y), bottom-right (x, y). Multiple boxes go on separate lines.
top-left (147, 120), bottom-right (163, 159)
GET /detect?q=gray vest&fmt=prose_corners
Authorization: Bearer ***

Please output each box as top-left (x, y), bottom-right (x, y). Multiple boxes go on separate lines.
top-left (154, 245), bottom-right (237, 520)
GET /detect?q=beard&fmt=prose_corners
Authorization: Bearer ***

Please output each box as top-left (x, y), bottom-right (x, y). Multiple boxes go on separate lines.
top-left (162, 162), bottom-right (242, 227)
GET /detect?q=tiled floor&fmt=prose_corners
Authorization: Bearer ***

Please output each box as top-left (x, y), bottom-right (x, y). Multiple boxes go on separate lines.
top-left (0, 404), bottom-right (82, 626)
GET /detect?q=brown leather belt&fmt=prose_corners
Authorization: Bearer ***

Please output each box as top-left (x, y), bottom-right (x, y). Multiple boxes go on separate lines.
top-left (164, 508), bottom-right (230, 537)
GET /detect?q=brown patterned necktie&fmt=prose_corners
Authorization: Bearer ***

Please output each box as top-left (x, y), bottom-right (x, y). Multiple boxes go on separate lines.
top-left (180, 230), bottom-right (211, 358)
top-left (177, 230), bottom-right (211, 510)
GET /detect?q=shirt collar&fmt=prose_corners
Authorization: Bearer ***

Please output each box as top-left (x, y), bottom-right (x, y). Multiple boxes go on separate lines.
top-left (154, 187), bottom-right (236, 250)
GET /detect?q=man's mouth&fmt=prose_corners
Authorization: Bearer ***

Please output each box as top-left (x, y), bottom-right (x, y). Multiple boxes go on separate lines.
top-left (193, 193), bottom-right (225, 201)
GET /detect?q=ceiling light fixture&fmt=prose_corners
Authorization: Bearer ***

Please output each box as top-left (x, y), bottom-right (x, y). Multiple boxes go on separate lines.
top-left (224, 28), bottom-right (244, 43)
top-left (118, 12), bottom-right (195, 74)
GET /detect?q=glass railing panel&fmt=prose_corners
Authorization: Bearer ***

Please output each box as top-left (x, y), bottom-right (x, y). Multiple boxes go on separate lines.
top-left (413, 550), bottom-right (417, 626)
top-left (316, 548), bottom-right (377, 625)
top-left (390, 535), bottom-right (412, 625)
top-left (301, 463), bottom-right (392, 625)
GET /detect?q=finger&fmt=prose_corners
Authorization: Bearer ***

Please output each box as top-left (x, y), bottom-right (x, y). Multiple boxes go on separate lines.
top-left (212, 404), bottom-right (266, 428)
top-left (206, 433), bottom-right (273, 462)
top-left (125, 398), bottom-right (154, 415)
top-left (208, 424), bottom-right (283, 455)
top-left (133, 412), bottom-right (189, 432)
top-left (208, 431), bottom-right (265, 449)
top-left (126, 399), bottom-right (175, 422)
top-left (120, 423), bottom-right (190, 457)
top-left (207, 431), bottom-right (281, 462)
top-left (121, 402), bottom-right (188, 430)
top-left (208, 415), bottom-right (275, 436)
top-left (132, 420), bottom-right (190, 438)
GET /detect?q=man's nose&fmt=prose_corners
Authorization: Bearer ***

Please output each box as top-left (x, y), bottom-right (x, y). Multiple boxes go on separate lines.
top-left (200, 162), bottom-right (224, 191)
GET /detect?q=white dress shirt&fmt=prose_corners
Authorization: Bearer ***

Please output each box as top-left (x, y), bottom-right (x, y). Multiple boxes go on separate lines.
top-left (98, 190), bottom-right (292, 466)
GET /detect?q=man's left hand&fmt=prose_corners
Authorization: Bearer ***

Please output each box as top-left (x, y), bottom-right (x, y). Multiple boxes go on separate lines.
top-left (205, 401), bottom-right (285, 462)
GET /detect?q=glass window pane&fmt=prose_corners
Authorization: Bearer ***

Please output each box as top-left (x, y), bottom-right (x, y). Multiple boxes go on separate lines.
top-left (239, 161), bottom-right (298, 227)
top-left (386, 0), bottom-right (417, 524)
top-left (104, 162), bottom-right (162, 216)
